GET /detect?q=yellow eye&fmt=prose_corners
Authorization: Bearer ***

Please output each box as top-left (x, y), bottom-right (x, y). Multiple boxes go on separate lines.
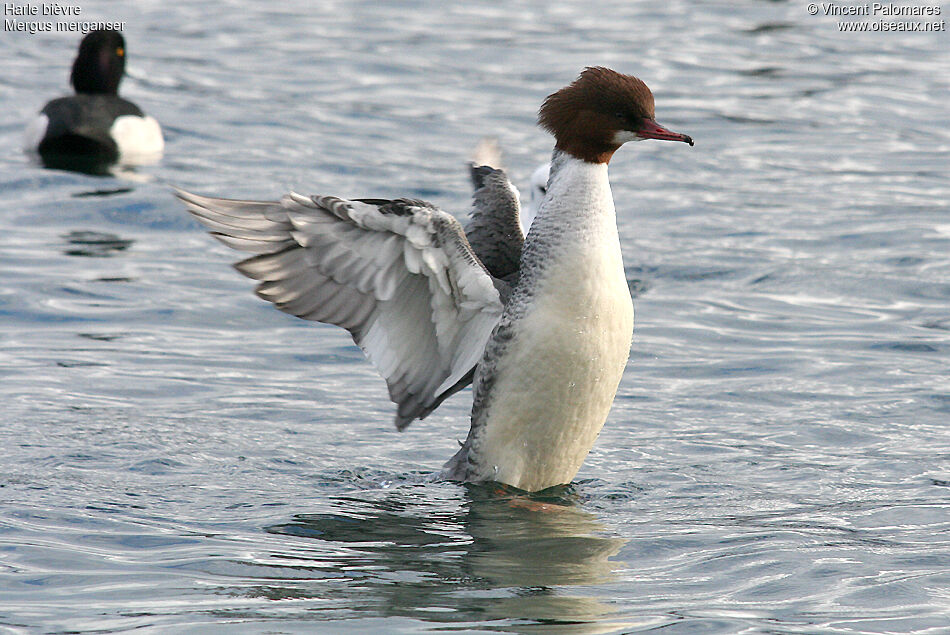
top-left (116, 47), bottom-right (124, 57)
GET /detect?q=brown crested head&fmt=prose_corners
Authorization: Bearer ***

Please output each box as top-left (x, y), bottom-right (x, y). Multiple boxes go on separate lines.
top-left (538, 67), bottom-right (693, 164)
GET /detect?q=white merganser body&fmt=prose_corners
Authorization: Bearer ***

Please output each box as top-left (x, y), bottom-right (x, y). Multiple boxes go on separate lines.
top-left (178, 67), bottom-right (692, 492)
top-left (443, 153), bottom-right (633, 491)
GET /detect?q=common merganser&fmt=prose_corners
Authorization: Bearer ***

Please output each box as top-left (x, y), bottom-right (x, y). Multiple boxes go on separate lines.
top-left (25, 29), bottom-right (164, 169)
top-left (177, 67), bottom-right (692, 492)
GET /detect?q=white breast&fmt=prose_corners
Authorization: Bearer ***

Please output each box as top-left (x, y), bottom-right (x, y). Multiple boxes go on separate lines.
top-left (471, 157), bottom-right (634, 491)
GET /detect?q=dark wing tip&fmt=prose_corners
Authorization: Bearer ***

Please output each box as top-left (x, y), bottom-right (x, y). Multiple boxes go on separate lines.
top-left (469, 163), bottom-right (496, 190)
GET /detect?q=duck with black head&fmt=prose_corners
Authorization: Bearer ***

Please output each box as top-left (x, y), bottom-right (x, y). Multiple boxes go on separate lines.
top-left (25, 29), bottom-right (164, 170)
top-left (177, 67), bottom-right (692, 493)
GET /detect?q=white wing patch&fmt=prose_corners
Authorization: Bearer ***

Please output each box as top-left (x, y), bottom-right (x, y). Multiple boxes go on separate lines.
top-left (23, 113), bottom-right (49, 152)
top-left (111, 114), bottom-right (164, 166)
top-left (177, 189), bottom-right (504, 429)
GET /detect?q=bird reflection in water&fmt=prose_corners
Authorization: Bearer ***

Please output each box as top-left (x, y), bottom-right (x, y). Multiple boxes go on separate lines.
top-left (255, 483), bottom-right (632, 631)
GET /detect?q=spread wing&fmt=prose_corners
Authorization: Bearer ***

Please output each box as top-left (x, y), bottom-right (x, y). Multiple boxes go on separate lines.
top-left (177, 189), bottom-right (504, 430)
top-left (467, 137), bottom-right (548, 238)
top-left (465, 165), bottom-right (525, 286)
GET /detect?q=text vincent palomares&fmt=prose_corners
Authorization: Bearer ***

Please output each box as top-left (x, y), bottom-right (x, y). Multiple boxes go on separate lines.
top-left (816, 2), bottom-right (941, 16)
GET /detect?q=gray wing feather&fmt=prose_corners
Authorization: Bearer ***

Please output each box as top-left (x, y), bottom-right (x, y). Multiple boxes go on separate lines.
top-left (177, 188), bottom-right (504, 430)
top-left (465, 165), bottom-right (525, 284)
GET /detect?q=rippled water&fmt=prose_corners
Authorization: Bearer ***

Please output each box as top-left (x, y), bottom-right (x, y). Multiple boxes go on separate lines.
top-left (2, 1), bottom-right (949, 632)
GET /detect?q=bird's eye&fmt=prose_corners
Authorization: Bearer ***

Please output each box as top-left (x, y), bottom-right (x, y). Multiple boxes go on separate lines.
top-left (116, 47), bottom-right (124, 57)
